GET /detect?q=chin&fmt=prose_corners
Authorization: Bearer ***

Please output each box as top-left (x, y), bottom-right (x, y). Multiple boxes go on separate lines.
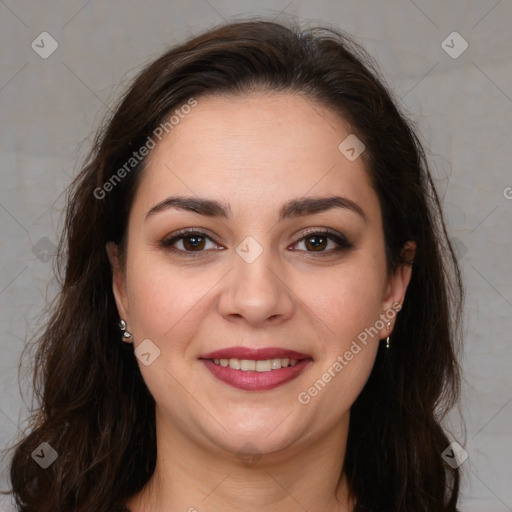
top-left (199, 409), bottom-right (309, 459)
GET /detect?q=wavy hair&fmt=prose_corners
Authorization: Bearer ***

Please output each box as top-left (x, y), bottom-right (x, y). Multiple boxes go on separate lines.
top-left (7, 19), bottom-right (464, 512)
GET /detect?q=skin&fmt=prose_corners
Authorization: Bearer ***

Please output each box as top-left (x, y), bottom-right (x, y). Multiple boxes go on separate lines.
top-left (107, 92), bottom-right (415, 512)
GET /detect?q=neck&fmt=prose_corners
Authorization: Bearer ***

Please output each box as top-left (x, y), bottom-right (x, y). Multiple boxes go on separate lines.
top-left (126, 408), bottom-right (355, 512)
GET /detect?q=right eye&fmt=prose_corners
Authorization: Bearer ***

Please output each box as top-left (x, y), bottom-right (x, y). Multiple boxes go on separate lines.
top-left (160, 229), bottom-right (224, 257)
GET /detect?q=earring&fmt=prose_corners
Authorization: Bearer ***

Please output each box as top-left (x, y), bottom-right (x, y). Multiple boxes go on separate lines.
top-left (386, 320), bottom-right (391, 349)
top-left (119, 319), bottom-right (132, 343)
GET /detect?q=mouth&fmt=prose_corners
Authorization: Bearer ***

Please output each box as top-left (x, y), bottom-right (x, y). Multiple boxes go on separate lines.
top-left (199, 347), bottom-right (313, 391)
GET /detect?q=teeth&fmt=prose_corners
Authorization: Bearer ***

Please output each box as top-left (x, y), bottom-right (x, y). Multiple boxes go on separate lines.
top-left (241, 359), bottom-right (256, 371)
top-left (256, 360), bottom-right (271, 372)
top-left (229, 358), bottom-right (241, 370)
top-left (211, 357), bottom-right (301, 372)
top-left (271, 358), bottom-right (282, 370)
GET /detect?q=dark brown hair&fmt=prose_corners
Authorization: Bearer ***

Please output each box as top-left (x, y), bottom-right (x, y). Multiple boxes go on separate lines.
top-left (7, 18), bottom-right (464, 512)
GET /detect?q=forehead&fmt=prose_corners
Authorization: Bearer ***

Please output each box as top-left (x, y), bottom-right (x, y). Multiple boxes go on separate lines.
top-left (133, 92), bottom-right (378, 220)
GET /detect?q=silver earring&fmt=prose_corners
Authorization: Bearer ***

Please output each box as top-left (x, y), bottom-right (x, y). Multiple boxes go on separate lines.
top-left (119, 319), bottom-right (132, 342)
top-left (386, 321), bottom-right (391, 349)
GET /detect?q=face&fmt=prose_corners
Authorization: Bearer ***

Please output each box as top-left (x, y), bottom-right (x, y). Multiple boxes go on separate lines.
top-left (108, 92), bottom-right (413, 461)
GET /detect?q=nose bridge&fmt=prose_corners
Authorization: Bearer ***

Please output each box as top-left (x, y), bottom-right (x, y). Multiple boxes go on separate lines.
top-left (218, 234), bottom-right (294, 325)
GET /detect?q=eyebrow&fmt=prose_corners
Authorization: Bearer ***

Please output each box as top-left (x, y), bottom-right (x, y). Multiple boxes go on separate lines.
top-left (145, 195), bottom-right (367, 222)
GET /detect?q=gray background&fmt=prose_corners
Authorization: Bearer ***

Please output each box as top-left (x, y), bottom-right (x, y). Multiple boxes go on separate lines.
top-left (0, 1), bottom-right (511, 511)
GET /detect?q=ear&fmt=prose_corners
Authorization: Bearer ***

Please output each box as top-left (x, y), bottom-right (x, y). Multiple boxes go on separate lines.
top-left (106, 241), bottom-right (129, 321)
top-left (379, 241), bottom-right (416, 338)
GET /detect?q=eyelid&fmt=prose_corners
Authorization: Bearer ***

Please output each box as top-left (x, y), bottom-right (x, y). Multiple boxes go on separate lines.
top-left (293, 227), bottom-right (350, 244)
top-left (160, 227), bottom-right (221, 246)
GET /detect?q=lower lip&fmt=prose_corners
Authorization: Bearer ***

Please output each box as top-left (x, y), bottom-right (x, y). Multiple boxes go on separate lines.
top-left (201, 359), bottom-right (312, 391)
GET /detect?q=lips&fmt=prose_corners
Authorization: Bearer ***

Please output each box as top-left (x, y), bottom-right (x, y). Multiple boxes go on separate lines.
top-left (199, 346), bottom-right (313, 391)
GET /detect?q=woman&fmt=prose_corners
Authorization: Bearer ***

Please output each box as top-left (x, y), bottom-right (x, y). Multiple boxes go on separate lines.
top-left (8, 19), bottom-right (464, 512)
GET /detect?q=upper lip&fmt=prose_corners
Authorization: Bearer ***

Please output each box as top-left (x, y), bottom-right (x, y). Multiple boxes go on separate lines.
top-left (200, 346), bottom-right (312, 360)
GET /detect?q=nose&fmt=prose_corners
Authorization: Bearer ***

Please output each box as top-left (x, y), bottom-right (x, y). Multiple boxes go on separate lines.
top-left (217, 242), bottom-right (295, 327)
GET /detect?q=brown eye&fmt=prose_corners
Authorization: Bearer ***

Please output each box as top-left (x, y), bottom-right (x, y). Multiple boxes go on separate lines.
top-left (160, 230), bottom-right (222, 256)
top-left (291, 230), bottom-right (353, 255)
top-left (303, 234), bottom-right (328, 251)
top-left (181, 234), bottom-right (207, 251)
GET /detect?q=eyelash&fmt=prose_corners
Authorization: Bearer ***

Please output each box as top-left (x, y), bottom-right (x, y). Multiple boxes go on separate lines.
top-left (160, 228), bottom-right (353, 258)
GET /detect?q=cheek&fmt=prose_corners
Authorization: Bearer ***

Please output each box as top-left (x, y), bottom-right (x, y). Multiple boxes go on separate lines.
top-left (124, 252), bottom-right (212, 350)
top-left (303, 274), bottom-right (382, 383)
top-left (293, 253), bottom-right (385, 409)
top-left (300, 259), bottom-right (386, 344)
top-left (295, 264), bottom-right (384, 416)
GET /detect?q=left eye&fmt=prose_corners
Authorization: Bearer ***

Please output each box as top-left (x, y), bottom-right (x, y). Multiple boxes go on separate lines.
top-left (291, 232), bottom-right (348, 253)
